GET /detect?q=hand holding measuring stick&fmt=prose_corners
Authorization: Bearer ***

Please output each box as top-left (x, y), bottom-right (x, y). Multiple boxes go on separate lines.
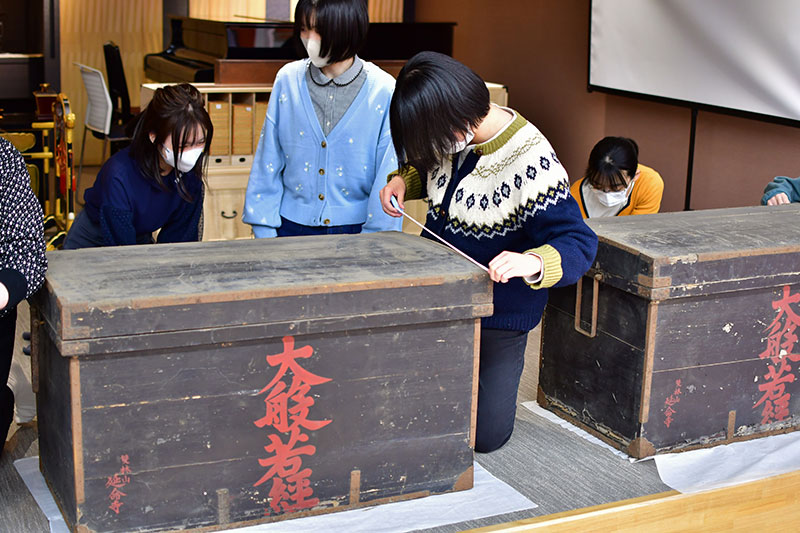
top-left (390, 196), bottom-right (489, 273)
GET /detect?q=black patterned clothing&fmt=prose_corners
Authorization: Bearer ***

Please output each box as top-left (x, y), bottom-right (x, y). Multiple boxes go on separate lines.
top-left (0, 137), bottom-right (47, 314)
top-left (396, 110), bottom-right (597, 332)
top-left (0, 137), bottom-right (46, 456)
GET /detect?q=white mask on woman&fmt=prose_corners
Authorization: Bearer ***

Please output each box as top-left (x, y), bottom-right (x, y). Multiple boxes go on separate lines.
top-left (592, 179), bottom-right (634, 207)
top-left (161, 145), bottom-right (203, 173)
top-left (302, 37), bottom-right (329, 68)
top-left (449, 128), bottom-right (475, 154)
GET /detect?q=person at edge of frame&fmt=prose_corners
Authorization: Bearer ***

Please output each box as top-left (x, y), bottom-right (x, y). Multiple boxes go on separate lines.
top-left (762, 175), bottom-right (800, 205)
top-left (0, 137), bottom-right (47, 458)
top-left (63, 83), bottom-right (213, 249)
top-left (243, 0), bottom-right (401, 237)
top-left (379, 51), bottom-right (598, 453)
top-left (570, 136), bottom-right (664, 218)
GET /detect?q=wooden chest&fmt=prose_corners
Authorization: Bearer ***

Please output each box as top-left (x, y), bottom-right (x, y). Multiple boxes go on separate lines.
top-left (30, 232), bottom-right (492, 532)
top-left (539, 205), bottom-right (800, 458)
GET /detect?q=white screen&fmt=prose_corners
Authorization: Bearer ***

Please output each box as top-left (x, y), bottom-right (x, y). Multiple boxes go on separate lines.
top-left (590, 0), bottom-right (800, 121)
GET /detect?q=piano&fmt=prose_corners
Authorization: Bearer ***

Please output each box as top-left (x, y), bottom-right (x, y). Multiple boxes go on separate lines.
top-left (145, 16), bottom-right (455, 84)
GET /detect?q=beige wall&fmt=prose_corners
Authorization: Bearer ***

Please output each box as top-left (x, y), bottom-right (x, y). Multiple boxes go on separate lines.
top-left (61, 0), bottom-right (163, 166)
top-left (415, 0), bottom-right (800, 212)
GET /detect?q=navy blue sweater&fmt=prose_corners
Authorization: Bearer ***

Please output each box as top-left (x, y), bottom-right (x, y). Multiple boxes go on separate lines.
top-left (400, 111), bottom-right (597, 331)
top-left (83, 147), bottom-right (203, 246)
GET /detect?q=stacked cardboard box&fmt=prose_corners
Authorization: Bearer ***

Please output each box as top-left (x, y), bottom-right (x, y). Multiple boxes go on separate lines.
top-left (232, 104), bottom-right (254, 155)
top-left (208, 100), bottom-right (229, 155)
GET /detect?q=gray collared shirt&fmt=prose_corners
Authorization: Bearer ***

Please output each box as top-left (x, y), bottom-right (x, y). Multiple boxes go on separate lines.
top-left (305, 56), bottom-right (367, 136)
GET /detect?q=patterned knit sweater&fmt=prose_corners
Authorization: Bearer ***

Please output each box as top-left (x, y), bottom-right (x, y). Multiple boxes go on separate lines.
top-left (398, 110), bottom-right (597, 331)
top-left (0, 138), bottom-right (47, 315)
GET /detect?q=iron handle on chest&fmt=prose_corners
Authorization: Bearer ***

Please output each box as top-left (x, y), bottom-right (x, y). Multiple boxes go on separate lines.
top-left (574, 272), bottom-right (603, 338)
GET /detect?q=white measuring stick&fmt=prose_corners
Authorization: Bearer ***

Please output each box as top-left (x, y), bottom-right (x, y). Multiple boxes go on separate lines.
top-left (391, 196), bottom-right (489, 273)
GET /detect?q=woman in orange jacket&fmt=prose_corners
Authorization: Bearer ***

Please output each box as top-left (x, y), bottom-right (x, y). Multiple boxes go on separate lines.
top-left (570, 136), bottom-right (663, 218)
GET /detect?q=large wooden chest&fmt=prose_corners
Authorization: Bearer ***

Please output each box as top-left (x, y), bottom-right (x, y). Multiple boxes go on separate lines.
top-left (30, 232), bottom-right (492, 532)
top-left (539, 205), bottom-right (800, 458)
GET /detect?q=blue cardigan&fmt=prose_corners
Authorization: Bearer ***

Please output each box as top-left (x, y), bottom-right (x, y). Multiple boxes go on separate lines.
top-left (82, 147), bottom-right (202, 246)
top-left (244, 59), bottom-right (401, 237)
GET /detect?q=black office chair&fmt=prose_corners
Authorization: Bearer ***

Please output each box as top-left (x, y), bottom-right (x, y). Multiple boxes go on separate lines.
top-left (103, 41), bottom-right (134, 131)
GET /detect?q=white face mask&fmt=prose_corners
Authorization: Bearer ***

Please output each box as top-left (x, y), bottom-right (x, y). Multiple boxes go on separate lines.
top-left (593, 180), bottom-right (634, 207)
top-left (449, 128), bottom-right (475, 154)
top-left (161, 145), bottom-right (203, 173)
top-left (302, 37), bottom-right (329, 68)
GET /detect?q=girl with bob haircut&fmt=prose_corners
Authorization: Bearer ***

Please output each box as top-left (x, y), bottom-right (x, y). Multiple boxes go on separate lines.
top-left (380, 51), bottom-right (597, 453)
top-left (64, 83), bottom-right (212, 248)
top-left (244, 0), bottom-right (400, 237)
top-left (570, 136), bottom-right (664, 218)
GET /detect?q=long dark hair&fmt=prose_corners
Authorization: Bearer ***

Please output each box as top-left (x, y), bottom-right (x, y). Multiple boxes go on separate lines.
top-left (390, 51), bottom-right (490, 176)
top-left (584, 136), bottom-right (639, 191)
top-left (295, 0), bottom-right (368, 64)
top-left (129, 83), bottom-right (213, 202)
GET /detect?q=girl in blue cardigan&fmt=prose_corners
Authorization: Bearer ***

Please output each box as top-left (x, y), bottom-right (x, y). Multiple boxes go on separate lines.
top-left (381, 52), bottom-right (598, 453)
top-left (243, 0), bottom-right (401, 237)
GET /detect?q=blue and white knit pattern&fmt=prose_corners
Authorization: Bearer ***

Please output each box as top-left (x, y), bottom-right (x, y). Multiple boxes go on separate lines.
top-left (427, 121), bottom-right (571, 240)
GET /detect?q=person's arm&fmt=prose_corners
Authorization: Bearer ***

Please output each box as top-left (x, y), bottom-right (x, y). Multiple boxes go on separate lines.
top-left (762, 176), bottom-right (800, 205)
top-left (157, 181), bottom-right (203, 243)
top-left (243, 78), bottom-right (286, 238)
top-left (488, 183), bottom-right (597, 288)
top-left (629, 169), bottom-right (664, 215)
top-left (0, 141), bottom-right (47, 311)
top-left (98, 172), bottom-right (137, 246)
top-left (380, 165), bottom-right (425, 217)
top-left (362, 119), bottom-right (403, 233)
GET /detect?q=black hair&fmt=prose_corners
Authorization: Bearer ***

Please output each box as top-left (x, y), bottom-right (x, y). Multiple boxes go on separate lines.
top-left (584, 136), bottom-right (639, 192)
top-left (295, 0), bottom-right (369, 64)
top-left (390, 51), bottom-right (490, 175)
top-left (129, 83), bottom-right (213, 202)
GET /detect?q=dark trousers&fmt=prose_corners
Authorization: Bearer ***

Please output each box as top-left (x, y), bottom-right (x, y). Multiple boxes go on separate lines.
top-left (1, 307), bottom-right (17, 458)
top-left (475, 327), bottom-right (529, 453)
top-left (277, 217), bottom-right (362, 237)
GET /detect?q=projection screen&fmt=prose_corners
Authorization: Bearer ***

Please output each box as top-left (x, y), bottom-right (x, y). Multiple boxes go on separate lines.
top-left (589, 0), bottom-right (800, 122)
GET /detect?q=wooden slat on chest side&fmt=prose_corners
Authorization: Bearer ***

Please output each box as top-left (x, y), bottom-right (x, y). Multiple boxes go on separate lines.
top-left (36, 327), bottom-right (78, 526)
top-left (540, 205), bottom-right (800, 457)
top-left (33, 233), bottom-right (491, 532)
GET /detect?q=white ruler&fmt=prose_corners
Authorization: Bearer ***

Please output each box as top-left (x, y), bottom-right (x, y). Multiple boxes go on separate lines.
top-left (391, 197), bottom-right (489, 273)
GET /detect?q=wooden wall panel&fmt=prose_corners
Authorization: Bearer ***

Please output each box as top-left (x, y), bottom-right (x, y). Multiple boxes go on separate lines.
top-left (60, 0), bottom-right (163, 166)
top-left (369, 0), bottom-right (403, 22)
top-left (189, 0), bottom-right (266, 21)
top-left (690, 112), bottom-right (800, 210)
top-left (415, 0), bottom-right (607, 201)
top-left (189, 1), bottom-right (402, 22)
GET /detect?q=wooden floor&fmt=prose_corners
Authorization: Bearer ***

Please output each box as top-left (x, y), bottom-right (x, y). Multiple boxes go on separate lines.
top-left (465, 469), bottom-right (800, 533)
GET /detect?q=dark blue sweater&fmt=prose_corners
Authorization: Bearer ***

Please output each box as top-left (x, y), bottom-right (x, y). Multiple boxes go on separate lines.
top-left (83, 147), bottom-right (203, 246)
top-left (402, 112), bottom-right (597, 332)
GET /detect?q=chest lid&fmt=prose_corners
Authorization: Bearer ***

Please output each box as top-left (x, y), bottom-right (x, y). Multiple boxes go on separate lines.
top-left (586, 205), bottom-right (800, 300)
top-left (35, 232), bottom-right (492, 355)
